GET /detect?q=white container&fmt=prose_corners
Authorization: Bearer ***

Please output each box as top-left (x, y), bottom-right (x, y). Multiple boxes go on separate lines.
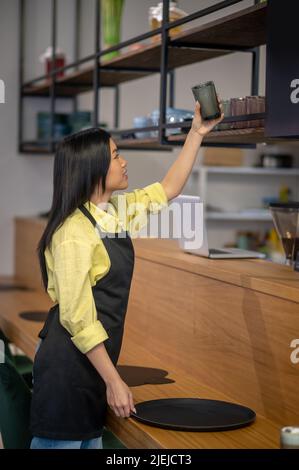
top-left (280, 426), bottom-right (299, 449)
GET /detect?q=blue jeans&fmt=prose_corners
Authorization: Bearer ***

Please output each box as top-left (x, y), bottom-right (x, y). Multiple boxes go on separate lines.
top-left (30, 436), bottom-right (103, 449)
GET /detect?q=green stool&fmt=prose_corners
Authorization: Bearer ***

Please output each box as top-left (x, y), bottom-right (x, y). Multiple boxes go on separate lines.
top-left (0, 355), bottom-right (32, 448)
top-left (0, 330), bottom-right (33, 388)
top-left (102, 426), bottom-right (127, 449)
top-left (0, 332), bottom-right (126, 449)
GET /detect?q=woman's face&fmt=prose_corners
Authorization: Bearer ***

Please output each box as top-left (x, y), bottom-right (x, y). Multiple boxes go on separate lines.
top-left (105, 138), bottom-right (128, 192)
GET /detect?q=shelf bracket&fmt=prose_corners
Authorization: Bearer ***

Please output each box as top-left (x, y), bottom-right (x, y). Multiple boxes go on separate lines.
top-left (158, 0), bottom-right (170, 145)
top-left (251, 47), bottom-right (260, 96)
top-left (18, 0), bottom-right (25, 153)
top-left (92, 0), bottom-right (101, 127)
top-left (49, 0), bottom-right (57, 154)
top-left (170, 41), bottom-right (256, 53)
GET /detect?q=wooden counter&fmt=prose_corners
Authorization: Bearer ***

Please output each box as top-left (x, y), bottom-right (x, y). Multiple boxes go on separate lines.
top-left (1, 217), bottom-right (299, 448)
top-left (128, 237), bottom-right (299, 429)
top-left (132, 237), bottom-right (299, 303)
top-left (0, 277), bottom-right (279, 449)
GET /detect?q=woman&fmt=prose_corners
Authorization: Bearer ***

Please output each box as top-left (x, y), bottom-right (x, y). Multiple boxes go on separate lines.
top-left (29, 101), bottom-right (223, 449)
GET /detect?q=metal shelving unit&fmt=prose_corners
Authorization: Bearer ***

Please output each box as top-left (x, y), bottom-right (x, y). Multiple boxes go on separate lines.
top-left (190, 165), bottom-right (299, 224)
top-left (192, 167), bottom-right (299, 176)
top-left (206, 211), bottom-right (272, 221)
top-left (18, 0), bottom-right (270, 154)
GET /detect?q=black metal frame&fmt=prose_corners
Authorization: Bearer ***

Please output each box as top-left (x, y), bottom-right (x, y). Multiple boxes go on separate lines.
top-left (18, 0), bottom-right (263, 153)
top-left (18, 0), bottom-right (25, 153)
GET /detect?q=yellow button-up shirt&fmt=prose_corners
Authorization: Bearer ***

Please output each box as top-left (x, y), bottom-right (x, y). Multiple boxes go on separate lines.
top-left (45, 182), bottom-right (168, 354)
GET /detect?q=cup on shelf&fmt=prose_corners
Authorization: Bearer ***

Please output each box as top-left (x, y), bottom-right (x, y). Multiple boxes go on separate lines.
top-left (150, 107), bottom-right (194, 137)
top-left (217, 99), bottom-right (231, 131)
top-left (39, 46), bottom-right (66, 78)
top-left (68, 111), bottom-right (92, 134)
top-left (245, 96), bottom-right (265, 128)
top-left (133, 116), bottom-right (155, 139)
top-left (230, 97), bottom-right (247, 129)
top-left (37, 112), bottom-right (70, 142)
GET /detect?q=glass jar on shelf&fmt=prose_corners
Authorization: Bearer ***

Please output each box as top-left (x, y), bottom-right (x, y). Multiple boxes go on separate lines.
top-left (39, 46), bottom-right (66, 78)
top-left (149, 1), bottom-right (188, 42)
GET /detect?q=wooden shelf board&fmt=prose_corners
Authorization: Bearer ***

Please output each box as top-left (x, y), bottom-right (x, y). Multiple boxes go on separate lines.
top-left (22, 50), bottom-right (227, 97)
top-left (116, 127), bottom-right (299, 147)
top-left (20, 138), bottom-right (173, 153)
top-left (22, 65), bottom-right (151, 96)
top-left (169, 127), bottom-right (299, 146)
top-left (116, 137), bottom-right (173, 151)
top-left (21, 125), bottom-right (299, 153)
top-left (20, 143), bottom-right (53, 154)
top-left (171, 2), bottom-right (266, 48)
top-left (206, 211), bottom-right (272, 221)
top-left (22, 3), bottom-right (266, 97)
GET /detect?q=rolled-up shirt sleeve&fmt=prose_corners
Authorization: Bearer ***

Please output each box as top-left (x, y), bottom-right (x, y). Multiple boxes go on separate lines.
top-left (111, 182), bottom-right (168, 235)
top-left (125, 182), bottom-right (168, 214)
top-left (52, 239), bottom-right (109, 354)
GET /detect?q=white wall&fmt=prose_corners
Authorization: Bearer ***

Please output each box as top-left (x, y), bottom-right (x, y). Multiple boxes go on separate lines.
top-left (0, 0), bottom-right (57, 276)
top-left (1, 0), bottom-right (298, 275)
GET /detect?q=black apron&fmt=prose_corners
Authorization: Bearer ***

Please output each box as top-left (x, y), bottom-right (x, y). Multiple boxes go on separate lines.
top-left (30, 204), bottom-right (135, 440)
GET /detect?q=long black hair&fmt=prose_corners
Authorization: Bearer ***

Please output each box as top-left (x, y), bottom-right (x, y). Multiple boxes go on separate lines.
top-left (37, 127), bottom-right (111, 291)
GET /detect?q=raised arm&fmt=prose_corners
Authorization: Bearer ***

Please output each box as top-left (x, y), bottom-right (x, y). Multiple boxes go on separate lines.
top-left (161, 101), bottom-right (224, 201)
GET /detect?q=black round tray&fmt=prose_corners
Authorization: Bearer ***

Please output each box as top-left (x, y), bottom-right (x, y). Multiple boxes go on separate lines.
top-left (130, 398), bottom-right (256, 432)
top-left (19, 311), bottom-right (48, 322)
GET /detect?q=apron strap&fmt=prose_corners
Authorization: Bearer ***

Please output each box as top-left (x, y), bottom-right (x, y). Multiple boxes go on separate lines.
top-left (79, 203), bottom-right (107, 237)
top-left (79, 204), bottom-right (97, 227)
top-left (79, 203), bottom-right (129, 238)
